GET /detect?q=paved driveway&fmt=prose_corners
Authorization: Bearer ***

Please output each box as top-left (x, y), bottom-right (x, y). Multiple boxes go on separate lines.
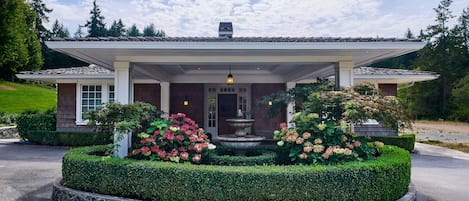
top-left (0, 140), bottom-right (68, 201)
top-left (412, 143), bottom-right (469, 201)
top-left (1, 140), bottom-right (469, 201)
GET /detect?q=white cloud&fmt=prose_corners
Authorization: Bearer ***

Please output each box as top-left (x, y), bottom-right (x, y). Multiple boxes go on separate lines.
top-left (43, 0), bottom-right (469, 37)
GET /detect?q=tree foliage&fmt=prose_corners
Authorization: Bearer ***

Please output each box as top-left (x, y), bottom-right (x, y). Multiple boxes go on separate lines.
top-left (127, 24), bottom-right (141, 36)
top-left (143, 23), bottom-right (165, 37)
top-left (84, 0), bottom-right (107, 37)
top-left (29, 0), bottom-right (52, 43)
top-left (0, 0), bottom-right (43, 80)
top-left (51, 19), bottom-right (70, 38)
top-left (108, 19), bottom-right (126, 37)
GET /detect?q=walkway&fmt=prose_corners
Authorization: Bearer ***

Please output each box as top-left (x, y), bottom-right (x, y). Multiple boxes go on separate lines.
top-left (0, 140), bottom-right (68, 201)
top-left (412, 142), bottom-right (469, 201)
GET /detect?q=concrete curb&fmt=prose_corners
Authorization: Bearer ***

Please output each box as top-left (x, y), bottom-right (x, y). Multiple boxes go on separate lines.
top-left (52, 179), bottom-right (141, 201)
top-left (52, 178), bottom-right (416, 201)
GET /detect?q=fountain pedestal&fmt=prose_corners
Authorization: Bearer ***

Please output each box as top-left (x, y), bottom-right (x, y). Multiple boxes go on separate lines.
top-left (218, 118), bottom-right (265, 156)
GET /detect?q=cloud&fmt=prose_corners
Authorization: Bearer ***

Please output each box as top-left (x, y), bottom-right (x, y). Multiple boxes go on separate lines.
top-left (43, 0), bottom-right (469, 37)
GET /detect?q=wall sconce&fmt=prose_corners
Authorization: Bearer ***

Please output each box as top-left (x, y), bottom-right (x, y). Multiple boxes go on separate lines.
top-left (268, 101), bottom-right (273, 106)
top-left (227, 65), bottom-right (234, 85)
top-left (183, 96), bottom-right (189, 106)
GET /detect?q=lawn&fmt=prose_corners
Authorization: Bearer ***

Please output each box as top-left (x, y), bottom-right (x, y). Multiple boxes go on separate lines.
top-left (0, 81), bottom-right (57, 114)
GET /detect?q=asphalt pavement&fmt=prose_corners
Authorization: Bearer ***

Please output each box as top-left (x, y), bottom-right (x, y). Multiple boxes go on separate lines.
top-left (1, 140), bottom-right (468, 201)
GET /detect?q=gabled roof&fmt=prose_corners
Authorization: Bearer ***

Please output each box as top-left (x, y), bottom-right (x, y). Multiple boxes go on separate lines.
top-left (16, 65), bottom-right (114, 79)
top-left (354, 66), bottom-right (438, 76)
top-left (49, 36), bottom-right (422, 43)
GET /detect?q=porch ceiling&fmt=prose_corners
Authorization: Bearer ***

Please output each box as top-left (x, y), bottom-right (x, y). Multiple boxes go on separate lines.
top-left (46, 39), bottom-right (425, 83)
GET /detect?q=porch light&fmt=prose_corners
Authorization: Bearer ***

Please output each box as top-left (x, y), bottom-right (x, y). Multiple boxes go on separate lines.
top-left (268, 101), bottom-right (273, 106)
top-left (227, 65), bottom-right (234, 85)
top-left (183, 96), bottom-right (189, 106)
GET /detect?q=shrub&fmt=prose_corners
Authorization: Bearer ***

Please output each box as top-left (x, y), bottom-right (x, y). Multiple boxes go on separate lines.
top-left (274, 112), bottom-right (381, 165)
top-left (130, 113), bottom-right (211, 163)
top-left (205, 148), bottom-right (276, 166)
top-left (25, 131), bottom-right (112, 146)
top-left (0, 111), bottom-right (16, 126)
top-left (358, 134), bottom-right (415, 152)
top-left (62, 145), bottom-right (410, 201)
top-left (16, 109), bottom-right (56, 140)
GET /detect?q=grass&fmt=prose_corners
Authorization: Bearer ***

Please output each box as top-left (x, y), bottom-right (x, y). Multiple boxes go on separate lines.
top-left (0, 81), bottom-right (56, 114)
top-left (419, 140), bottom-right (469, 153)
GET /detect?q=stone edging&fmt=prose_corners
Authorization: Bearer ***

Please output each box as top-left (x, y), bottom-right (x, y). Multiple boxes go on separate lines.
top-left (0, 126), bottom-right (18, 139)
top-left (52, 179), bottom-right (141, 201)
top-left (52, 178), bottom-right (416, 201)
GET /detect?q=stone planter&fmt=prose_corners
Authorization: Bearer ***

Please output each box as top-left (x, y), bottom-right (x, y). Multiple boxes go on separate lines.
top-left (0, 126), bottom-right (18, 139)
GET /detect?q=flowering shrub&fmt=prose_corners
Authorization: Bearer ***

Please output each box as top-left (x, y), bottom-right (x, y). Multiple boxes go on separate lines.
top-left (131, 113), bottom-right (212, 163)
top-left (274, 112), bottom-right (383, 165)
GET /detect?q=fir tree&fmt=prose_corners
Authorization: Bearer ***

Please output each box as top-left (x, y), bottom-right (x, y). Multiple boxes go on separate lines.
top-left (51, 19), bottom-right (70, 38)
top-left (108, 19), bottom-right (126, 37)
top-left (127, 24), bottom-right (141, 36)
top-left (84, 0), bottom-right (107, 37)
top-left (29, 0), bottom-right (52, 43)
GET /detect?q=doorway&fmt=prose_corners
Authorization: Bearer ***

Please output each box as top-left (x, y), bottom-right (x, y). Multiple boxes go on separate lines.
top-left (217, 94), bottom-right (237, 135)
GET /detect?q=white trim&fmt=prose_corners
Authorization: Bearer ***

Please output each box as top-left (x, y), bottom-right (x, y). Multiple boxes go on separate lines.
top-left (133, 79), bottom-right (160, 83)
top-left (47, 41), bottom-right (425, 50)
top-left (75, 80), bottom-right (114, 125)
top-left (16, 74), bottom-right (114, 79)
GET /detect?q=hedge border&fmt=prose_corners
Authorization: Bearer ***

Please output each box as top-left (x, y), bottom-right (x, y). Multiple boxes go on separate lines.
top-left (26, 131), bottom-right (112, 146)
top-left (62, 145), bottom-right (410, 201)
top-left (205, 149), bottom-right (277, 166)
top-left (358, 134), bottom-right (416, 152)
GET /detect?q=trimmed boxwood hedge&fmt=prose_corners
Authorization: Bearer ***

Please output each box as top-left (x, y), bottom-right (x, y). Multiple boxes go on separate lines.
top-left (62, 145), bottom-right (410, 201)
top-left (205, 148), bottom-right (277, 166)
top-left (358, 134), bottom-right (416, 152)
top-left (26, 131), bottom-right (112, 146)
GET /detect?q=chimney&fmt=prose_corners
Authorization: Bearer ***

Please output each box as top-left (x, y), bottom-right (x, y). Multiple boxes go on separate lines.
top-left (218, 22), bottom-right (233, 38)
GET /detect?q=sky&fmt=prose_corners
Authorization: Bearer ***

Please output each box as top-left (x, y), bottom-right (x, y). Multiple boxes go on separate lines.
top-left (43, 0), bottom-right (469, 38)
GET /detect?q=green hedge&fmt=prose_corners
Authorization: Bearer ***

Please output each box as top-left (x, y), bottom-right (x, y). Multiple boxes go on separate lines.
top-left (26, 131), bottom-right (112, 146)
top-left (205, 148), bottom-right (277, 166)
top-left (358, 134), bottom-right (415, 152)
top-left (16, 109), bottom-right (56, 140)
top-left (62, 145), bottom-right (411, 201)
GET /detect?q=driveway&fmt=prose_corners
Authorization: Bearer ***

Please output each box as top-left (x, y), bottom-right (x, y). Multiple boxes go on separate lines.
top-left (0, 140), bottom-right (68, 201)
top-left (1, 139), bottom-right (468, 201)
top-left (412, 142), bottom-right (469, 201)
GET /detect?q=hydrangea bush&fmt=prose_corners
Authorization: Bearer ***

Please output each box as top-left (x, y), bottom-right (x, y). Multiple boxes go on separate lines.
top-left (274, 112), bottom-right (383, 165)
top-left (131, 113), bottom-right (212, 163)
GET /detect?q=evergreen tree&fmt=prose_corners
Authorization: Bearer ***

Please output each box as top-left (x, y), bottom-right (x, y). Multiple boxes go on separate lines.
top-left (108, 19), bottom-right (126, 37)
top-left (74, 25), bottom-right (85, 38)
top-left (127, 24), bottom-right (141, 36)
top-left (29, 0), bottom-right (52, 43)
top-left (0, 0), bottom-right (43, 80)
top-left (405, 28), bottom-right (415, 39)
top-left (143, 23), bottom-right (165, 37)
top-left (84, 0), bottom-right (107, 37)
top-left (51, 19), bottom-right (70, 38)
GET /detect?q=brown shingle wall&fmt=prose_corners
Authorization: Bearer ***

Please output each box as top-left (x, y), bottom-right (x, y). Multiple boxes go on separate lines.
top-left (378, 83), bottom-right (398, 96)
top-left (134, 84), bottom-right (161, 109)
top-left (251, 84), bottom-right (286, 138)
top-left (56, 83), bottom-right (90, 132)
top-left (170, 84), bottom-right (205, 127)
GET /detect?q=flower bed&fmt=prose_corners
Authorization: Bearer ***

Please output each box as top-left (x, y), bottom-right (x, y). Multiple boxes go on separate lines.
top-left (62, 145), bottom-right (410, 201)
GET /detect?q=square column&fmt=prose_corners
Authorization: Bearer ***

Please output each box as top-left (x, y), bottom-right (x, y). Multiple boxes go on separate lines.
top-left (286, 82), bottom-right (296, 128)
top-left (160, 82), bottom-right (170, 116)
top-left (335, 61), bottom-right (354, 88)
top-left (114, 61), bottom-right (132, 158)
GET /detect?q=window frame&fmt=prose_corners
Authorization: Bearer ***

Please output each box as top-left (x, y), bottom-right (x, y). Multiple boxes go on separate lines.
top-left (75, 81), bottom-right (114, 125)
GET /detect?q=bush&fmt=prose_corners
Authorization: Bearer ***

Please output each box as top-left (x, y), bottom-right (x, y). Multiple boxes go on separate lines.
top-left (205, 148), bottom-right (276, 166)
top-left (358, 134), bottom-right (415, 152)
top-left (16, 109), bottom-right (56, 140)
top-left (0, 111), bottom-right (17, 126)
top-left (25, 131), bottom-right (112, 146)
top-left (62, 145), bottom-right (410, 201)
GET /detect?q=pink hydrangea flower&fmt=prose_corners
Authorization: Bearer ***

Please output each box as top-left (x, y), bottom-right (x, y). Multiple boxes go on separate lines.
top-left (192, 154), bottom-right (201, 163)
top-left (157, 150), bottom-right (167, 158)
top-left (296, 137), bottom-right (304, 145)
top-left (302, 132), bottom-right (311, 139)
top-left (303, 146), bottom-right (313, 153)
top-left (298, 153), bottom-right (308, 159)
top-left (175, 135), bottom-right (185, 141)
top-left (151, 145), bottom-right (159, 153)
top-left (180, 152), bottom-right (189, 160)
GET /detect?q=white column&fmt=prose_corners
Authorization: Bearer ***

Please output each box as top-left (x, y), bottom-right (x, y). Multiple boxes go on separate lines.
top-left (286, 82), bottom-right (296, 128)
top-left (338, 61), bottom-right (354, 87)
top-left (114, 61), bottom-right (131, 158)
top-left (160, 82), bottom-right (170, 116)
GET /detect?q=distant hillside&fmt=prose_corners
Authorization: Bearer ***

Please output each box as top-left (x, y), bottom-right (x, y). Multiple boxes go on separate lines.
top-left (0, 81), bottom-right (57, 114)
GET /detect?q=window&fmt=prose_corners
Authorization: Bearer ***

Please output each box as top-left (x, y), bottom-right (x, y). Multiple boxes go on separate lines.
top-left (76, 83), bottom-right (114, 125)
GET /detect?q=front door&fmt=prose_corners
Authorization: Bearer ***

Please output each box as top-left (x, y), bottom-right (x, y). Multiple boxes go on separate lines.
top-left (217, 94), bottom-right (237, 136)
top-left (205, 85), bottom-right (251, 140)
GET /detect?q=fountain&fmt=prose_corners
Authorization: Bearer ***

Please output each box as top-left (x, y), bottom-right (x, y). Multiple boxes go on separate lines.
top-left (218, 109), bottom-right (265, 156)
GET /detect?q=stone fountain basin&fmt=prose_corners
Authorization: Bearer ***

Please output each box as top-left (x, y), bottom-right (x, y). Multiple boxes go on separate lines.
top-left (226, 119), bottom-right (255, 127)
top-left (218, 135), bottom-right (265, 150)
